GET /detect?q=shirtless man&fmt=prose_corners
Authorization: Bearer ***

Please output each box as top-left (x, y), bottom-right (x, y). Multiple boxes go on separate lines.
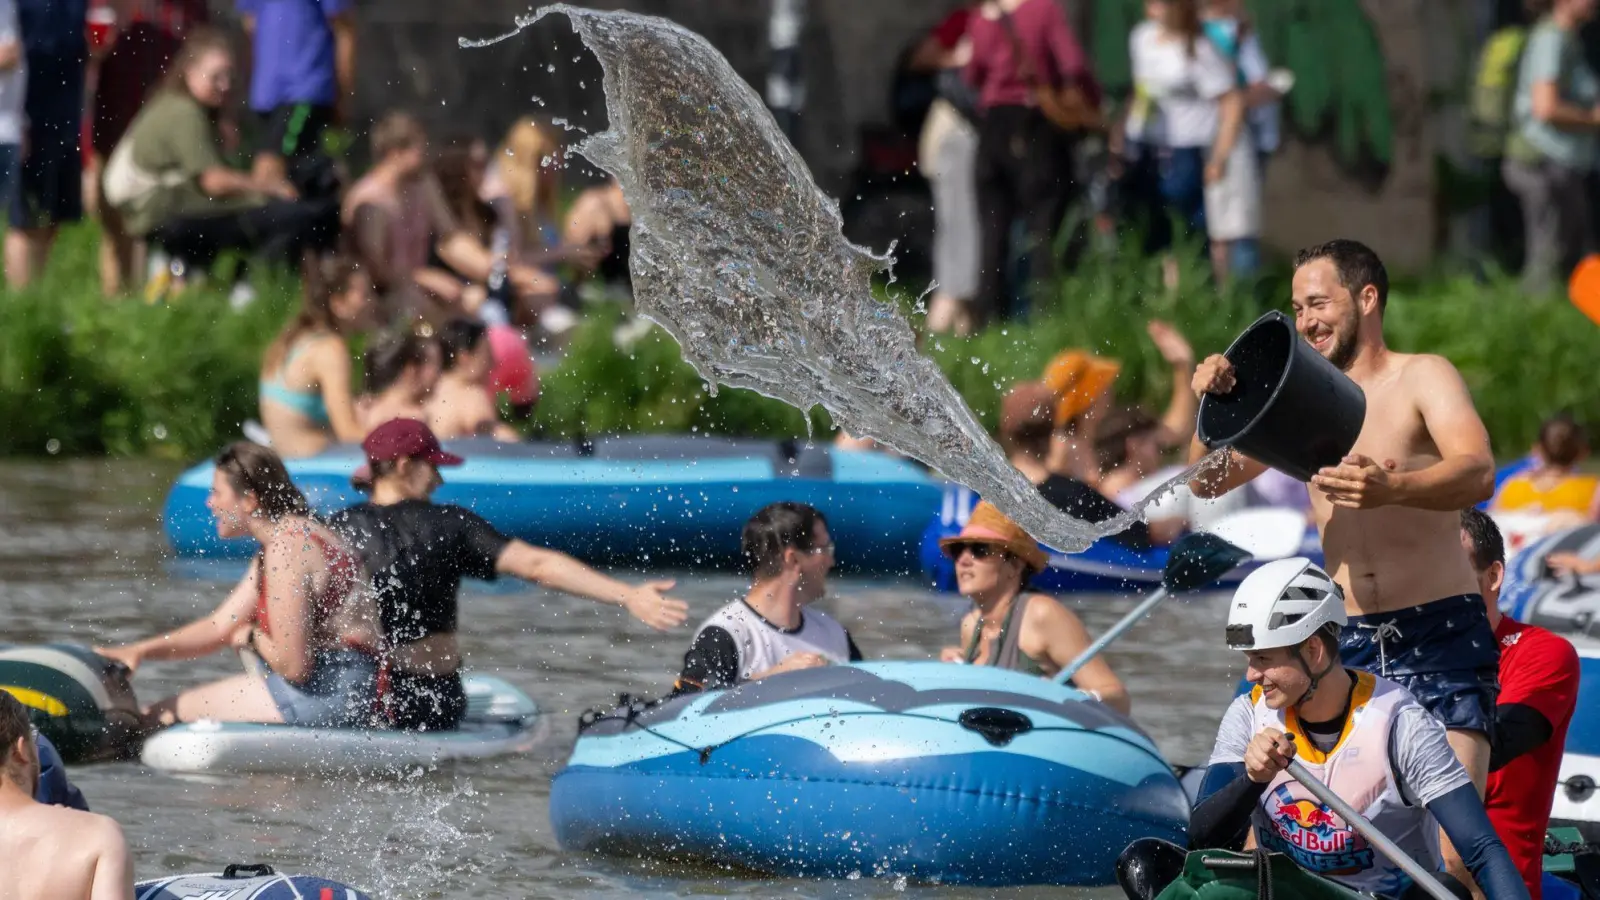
top-left (1189, 238), bottom-right (1497, 890)
top-left (0, 692), bottom-right (133, 900)
top-left (428, 319), bottom-right (520, 442)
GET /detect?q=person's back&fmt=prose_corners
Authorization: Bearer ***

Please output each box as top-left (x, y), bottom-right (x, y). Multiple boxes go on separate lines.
top-left (428, 318), bottom-right (519, 441)
top-left (0, 692), bottom-right (132, 900)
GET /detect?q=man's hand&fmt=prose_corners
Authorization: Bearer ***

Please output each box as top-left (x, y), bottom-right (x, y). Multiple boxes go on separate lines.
top-left (622, 580), bottom-right (690, 631)
top-left (770, 652), bottom-right (831, 676)
top-left (1245, 727), bottom-right (1297, 783)
top-left (1311, 454), bottom-right (1400, 509)
top-left (1191, 354), bottom-right (1236, 399)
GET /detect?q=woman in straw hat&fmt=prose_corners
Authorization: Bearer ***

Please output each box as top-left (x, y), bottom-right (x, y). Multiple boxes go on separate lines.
top-left (937, 501), bottom-right (1131, 714)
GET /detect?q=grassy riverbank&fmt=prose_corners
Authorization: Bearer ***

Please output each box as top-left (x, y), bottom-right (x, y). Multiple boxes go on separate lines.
top-left (2, 224), bottom-right (1596, 459)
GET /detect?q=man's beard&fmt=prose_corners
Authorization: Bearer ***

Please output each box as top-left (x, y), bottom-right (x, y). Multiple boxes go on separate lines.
top-left (1324, 318), bottom-right (1360, 371)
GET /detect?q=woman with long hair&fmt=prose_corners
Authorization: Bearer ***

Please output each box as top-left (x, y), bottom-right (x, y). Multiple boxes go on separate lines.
top-left (96, 442), bottom-right (382, 728)
top-left (258, 254), bottom-right (378, 457)
top-left (936, 501), bottom-right (1130, 714)
top-left (102, 27), bottom-right (337, 295)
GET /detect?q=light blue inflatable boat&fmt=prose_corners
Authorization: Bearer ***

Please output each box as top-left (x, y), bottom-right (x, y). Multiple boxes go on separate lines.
top-left (549, 661), bottom-right (1188, 886)
top-left (163, 436), bottom-right (943, 573)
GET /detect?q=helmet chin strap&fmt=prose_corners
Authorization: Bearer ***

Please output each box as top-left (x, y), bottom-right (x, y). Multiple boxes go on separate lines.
top-left (1289, 640), bottom-right (1340, 709)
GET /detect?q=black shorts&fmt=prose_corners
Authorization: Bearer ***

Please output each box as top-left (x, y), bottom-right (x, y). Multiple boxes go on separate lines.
top-left (254, 103), bottom-right (335, 160)
top-left (10, 119), bottom-right (83, 230)
top-left (385, 669), bottom-right (468, 732)
top-left (1339, 594), bottom-right (1499, 739)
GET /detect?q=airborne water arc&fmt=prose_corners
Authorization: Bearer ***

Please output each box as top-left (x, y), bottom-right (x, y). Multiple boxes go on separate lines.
top-left (463, 6), bottom-right (1225, 554)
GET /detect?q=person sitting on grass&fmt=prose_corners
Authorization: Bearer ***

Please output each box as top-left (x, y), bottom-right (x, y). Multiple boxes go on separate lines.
top-left (937, 501), bottom-right (1131, 714)
top-left (258, 254), bottom-right (379, 457)
top-left (102, 28), bottom-right (336, 301)
top-left (673, 502), bottom-right (862, 694)
top-left (357, 330), bottom-right (439, 435)
top-left (0, 691), bottom-right (133, 900)
top-left (96, 441), bottom-right (382, 729)
top-left (428, 318), bottom-right (521, 442)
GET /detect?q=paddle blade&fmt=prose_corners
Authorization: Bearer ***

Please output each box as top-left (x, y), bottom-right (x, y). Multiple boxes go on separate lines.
top-left (1162, 531), bottom-right (1253, 593)
top-left (1204, 508), bottom-right (1311, 562)
top-left (1570, 254), bottom-right (1600, 327)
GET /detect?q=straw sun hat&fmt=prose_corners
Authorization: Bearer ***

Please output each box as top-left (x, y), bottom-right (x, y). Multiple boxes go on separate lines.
top-left (938, 501), bottom-right (1050, 574)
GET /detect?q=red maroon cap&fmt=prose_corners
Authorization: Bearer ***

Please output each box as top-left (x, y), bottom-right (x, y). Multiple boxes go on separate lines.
top-left (361, 418), bottom-right (465, 467)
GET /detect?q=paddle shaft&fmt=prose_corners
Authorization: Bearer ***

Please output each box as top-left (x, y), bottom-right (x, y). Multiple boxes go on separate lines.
top-left (1053, 587), bottom-right (1168, 685)
top-left (1285, 760), bottom-right (1458, 900)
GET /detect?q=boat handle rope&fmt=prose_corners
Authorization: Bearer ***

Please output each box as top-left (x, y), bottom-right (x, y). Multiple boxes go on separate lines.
top-left (581, 702), bottom-right (1151, 767)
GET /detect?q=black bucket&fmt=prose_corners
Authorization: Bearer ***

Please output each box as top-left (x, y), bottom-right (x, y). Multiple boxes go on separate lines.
top-left (1196, 311), bottom-right (1366, 482)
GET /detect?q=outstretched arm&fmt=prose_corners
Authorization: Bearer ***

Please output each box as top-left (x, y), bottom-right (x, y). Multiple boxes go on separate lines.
top-left (495, 540), bottom-right (688, 630)
top-left (96, 559), bottom-right (260, 670)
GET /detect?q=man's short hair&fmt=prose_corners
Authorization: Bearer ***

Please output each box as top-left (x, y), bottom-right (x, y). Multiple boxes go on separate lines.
top-left (741, 502), bottom-right (828, 580)
top-left (1460, 506), bottom-right (1505, 573)
top-left (372, 111), bottom-right (427, 160)
top-left (0, 690), bottom-right (33, 756)
top-left (1294, 239), bottom-right (1390, 311)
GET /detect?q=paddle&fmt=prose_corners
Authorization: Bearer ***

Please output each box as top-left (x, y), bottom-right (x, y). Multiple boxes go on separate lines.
top-left (1285, 758), bottom-right (1458, 900)
top-left (1053, 530), bottom-right (1257, 685)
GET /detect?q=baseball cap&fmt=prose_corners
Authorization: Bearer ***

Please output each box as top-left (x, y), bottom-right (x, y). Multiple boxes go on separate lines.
top-left (360, 418), bottom-right (464, 467)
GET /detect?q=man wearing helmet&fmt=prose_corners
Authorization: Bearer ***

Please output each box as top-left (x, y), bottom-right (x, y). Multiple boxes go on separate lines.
top-left (1117, 559), bottom-right (1527, 900)
top-left (1188, 240), bottom-right (1499, 888)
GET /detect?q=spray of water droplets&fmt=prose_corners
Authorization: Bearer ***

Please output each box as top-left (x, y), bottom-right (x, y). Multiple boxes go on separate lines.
top-left (463, 6), bottom-right (1225, 553)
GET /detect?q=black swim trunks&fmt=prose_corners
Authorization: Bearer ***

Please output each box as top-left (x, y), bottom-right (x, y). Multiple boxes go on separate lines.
top-left (1339, 594), bottom-right (1500, 739)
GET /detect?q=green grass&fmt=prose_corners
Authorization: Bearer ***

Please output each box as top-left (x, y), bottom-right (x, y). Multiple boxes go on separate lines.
top-left (3, 225), bottom-right (1597, 461)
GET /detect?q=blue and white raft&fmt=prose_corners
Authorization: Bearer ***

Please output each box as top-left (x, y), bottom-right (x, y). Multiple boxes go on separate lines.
top-left (163, 436), bottom-right (943, 574)
top-left (140, 674), bottom-right (545, 775)
top-left (549, 661), bottom-right (1188, 886)
top-left (137, 864), bottom-right (371, 899)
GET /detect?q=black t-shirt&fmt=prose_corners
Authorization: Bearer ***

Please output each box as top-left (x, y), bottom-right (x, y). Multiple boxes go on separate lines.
top-left (1037, 473), bottom-right (1153, 550)
top-left (327, 500), bottom-right (512, 645)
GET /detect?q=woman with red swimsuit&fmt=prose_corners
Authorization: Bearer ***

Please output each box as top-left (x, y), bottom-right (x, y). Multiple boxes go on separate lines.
top-left (97, 441), bottom-right (382, 728)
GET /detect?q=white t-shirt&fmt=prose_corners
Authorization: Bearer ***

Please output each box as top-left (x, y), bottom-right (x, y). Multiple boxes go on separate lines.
top-left (0, 0), bottom-right (25, 147)
top-left (1131, 27), bottom-right (1236, 149)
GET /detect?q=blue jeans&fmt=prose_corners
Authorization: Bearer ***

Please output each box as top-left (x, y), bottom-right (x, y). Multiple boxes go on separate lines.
top-left (264, 648), bottom-right (379, 727)
top-left (1159, 146), bottom-right (1208, 240)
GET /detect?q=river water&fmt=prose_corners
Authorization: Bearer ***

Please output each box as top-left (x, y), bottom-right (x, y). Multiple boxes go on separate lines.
top-left (0, 460), bottom-right (1249, 899)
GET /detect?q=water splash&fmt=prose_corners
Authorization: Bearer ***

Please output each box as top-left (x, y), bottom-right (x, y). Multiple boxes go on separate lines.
top-left (464, 7), bottom-right (1223, 552)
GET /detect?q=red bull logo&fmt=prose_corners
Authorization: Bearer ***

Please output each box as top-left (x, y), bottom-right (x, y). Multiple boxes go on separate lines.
top-left (1261, 788), bottom-right (1375, 875)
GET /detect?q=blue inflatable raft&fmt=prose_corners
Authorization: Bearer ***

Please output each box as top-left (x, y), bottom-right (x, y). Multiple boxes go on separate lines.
top-left (919, 485), bottom-right (1322, 594)
top-left (163, 436), bottom-right (943, 573)
top-left (137, 864), bottom-right (371, 899)
top-left (549, 661), bottom-right (1188, 886)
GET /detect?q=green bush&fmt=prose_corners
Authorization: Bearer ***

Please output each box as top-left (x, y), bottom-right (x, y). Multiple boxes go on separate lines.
top-left (2, 225), bottom-right (1597, 460)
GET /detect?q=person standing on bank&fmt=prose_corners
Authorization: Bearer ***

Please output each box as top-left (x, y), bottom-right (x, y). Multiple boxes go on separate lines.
top-left (673, 502), bottom-right (861, 694)
top-left (1188, 239), bottom-right (1500, 891)
top-left (1503, 0), bottom-right (1600, 295)
top-left (331, 418), bottom-right (689, 730)
top-left (963, 0), bottom-right (1100, 325)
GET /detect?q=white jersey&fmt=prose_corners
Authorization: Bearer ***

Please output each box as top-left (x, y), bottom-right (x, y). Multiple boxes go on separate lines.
top-left (696, 600), bottom-right (853, 682)
top-left (1239, 672), bottom-right (1458, 898)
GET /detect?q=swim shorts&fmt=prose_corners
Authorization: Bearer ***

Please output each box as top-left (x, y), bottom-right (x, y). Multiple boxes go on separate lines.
top-left (385, 670), bottom-right (468, 732)
top-left (264, 648), bottom-right (379, 728)
top-left (1340, 594), bottom-right (1500, 738)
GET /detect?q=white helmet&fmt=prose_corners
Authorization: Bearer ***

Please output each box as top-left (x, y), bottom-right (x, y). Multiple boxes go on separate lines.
top-left (1225, 558), bottom-right (1346, 651)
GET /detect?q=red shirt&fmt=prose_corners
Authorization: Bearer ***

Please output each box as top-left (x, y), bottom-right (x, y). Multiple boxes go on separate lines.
top-left (1486, 616), bottom-right (1580, 900)
top-left (963, 0), bottom-right (1100, 112)
top-left (930, 8), bottom-right (972, 50)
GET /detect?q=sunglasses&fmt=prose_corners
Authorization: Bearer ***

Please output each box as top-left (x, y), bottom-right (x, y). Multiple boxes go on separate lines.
top-left (948, 542), bottom-right (1002, 560)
